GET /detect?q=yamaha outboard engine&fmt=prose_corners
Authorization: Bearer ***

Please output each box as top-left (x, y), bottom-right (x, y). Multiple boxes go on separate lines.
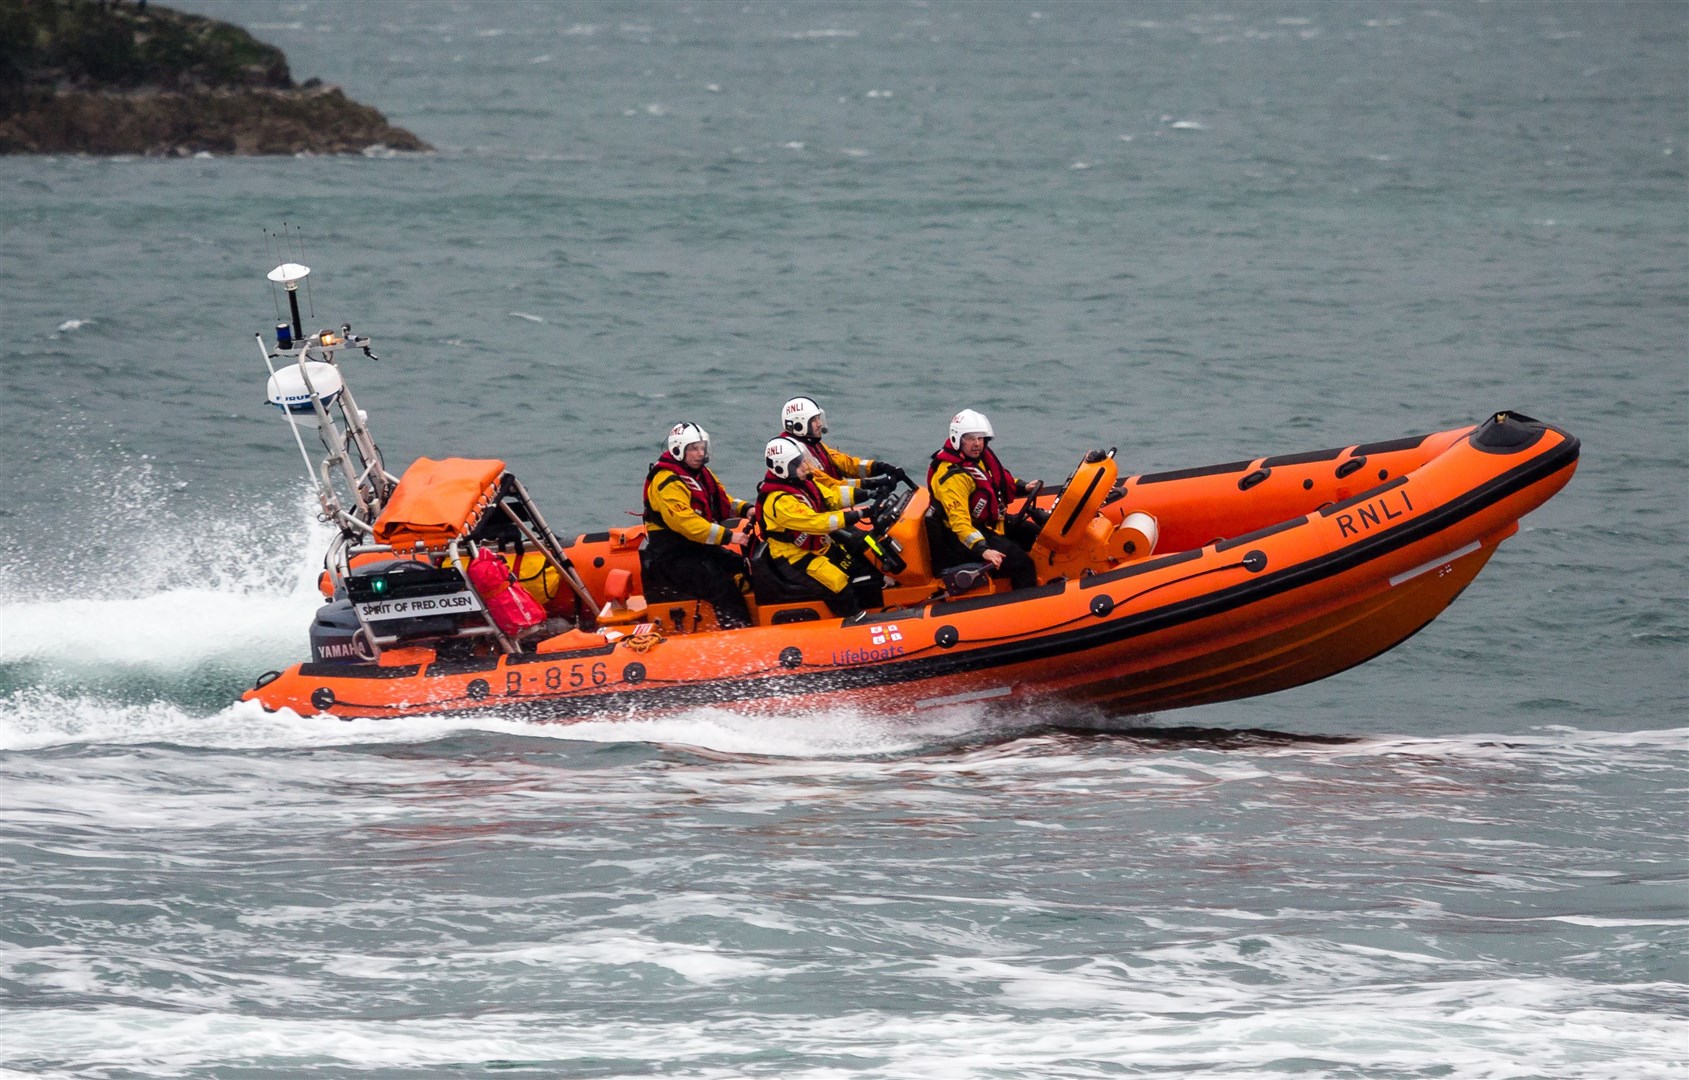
top-left (310, 599), bottom-right (371, 663)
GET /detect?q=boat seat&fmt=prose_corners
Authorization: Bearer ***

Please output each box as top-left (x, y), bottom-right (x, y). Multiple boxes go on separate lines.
top-left (939, 562), bottom-right (993, 598)
top-left (596, 571), bottom-right (649, 628)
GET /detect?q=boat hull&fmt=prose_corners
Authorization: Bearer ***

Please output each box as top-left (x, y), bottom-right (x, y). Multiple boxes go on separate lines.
top-left (244, 413), bottom-right (1578, 722)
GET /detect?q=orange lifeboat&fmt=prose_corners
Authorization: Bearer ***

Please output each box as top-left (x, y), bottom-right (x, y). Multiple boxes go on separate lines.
top-left (245, 410), bottom-right (1578, 722)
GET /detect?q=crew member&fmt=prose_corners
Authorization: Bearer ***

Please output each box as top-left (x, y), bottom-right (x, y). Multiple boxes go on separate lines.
top-left (926, 408), bottom-right (1041, 591)
top-left (641, 421), bottom-right (753, 629)
top-left (779, 396), bottom-right (911, 503)
top-left (754, 436), bottom-right (877, 619)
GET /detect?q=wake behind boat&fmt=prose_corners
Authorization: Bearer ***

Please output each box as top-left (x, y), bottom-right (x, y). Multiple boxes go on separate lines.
top-left (241, 264), bottom-right (1579, 722)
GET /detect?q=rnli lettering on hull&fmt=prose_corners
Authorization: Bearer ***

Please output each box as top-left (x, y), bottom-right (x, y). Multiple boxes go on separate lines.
top-left (1335, 489), bottom-right (1414, 538)
top-left (356, 591), bottom-right (483, 621)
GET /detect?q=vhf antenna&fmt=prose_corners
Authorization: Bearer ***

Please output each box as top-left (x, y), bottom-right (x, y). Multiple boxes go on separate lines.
top-left (257, 261), bottom-right (326, 518)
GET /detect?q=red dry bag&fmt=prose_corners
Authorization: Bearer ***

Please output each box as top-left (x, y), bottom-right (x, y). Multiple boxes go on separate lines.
top-left (467, 547), bottom-right (545, 636)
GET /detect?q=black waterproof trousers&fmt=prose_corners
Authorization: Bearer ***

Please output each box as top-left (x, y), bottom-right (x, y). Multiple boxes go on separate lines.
top-left (926, 515), bottom-right (1040, 591)
top-left (640, 532), bottom-right (752, 629)
top-left (751, 546), bottom-right (880, 619)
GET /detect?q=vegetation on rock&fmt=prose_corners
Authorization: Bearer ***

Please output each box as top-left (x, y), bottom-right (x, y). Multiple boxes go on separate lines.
top-left (0, 0), bottom-right (431, 155)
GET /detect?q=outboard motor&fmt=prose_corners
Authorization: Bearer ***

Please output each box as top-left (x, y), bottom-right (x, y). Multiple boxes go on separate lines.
top-left (310, 599), bottom-right (373, 663)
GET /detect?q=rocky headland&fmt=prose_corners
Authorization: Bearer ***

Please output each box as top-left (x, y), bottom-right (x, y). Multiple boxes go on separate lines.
top-left (0, 0), bottom-right (430, 155)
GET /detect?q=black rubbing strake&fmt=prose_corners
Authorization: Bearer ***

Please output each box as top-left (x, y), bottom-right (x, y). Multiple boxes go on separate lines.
top-left (1353, 434), bottom-right (1430, 456)
top-left (1137, 459), bottom-right (1254, 485)
top-left (1263, 447), bottom-right (1346, 467)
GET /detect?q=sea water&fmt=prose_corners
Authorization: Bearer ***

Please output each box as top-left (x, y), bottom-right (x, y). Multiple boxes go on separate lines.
top-left (1, 2), bottom-right (1684, 1076)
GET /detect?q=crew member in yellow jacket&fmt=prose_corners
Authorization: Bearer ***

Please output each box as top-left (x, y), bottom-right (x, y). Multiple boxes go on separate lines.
top-left (926, 408), bottom-right (1042, 591)
top-left (641, 421), bottom-right (753, 629)
top-left (777, 395), bottom-right (912, 504)
top-left (753, 435), bottom-right (875, 619)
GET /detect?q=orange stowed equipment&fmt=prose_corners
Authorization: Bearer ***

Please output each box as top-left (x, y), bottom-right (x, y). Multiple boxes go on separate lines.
top-left (466, 546), bottom-right (546, 637)
top-left (595, 568), bottom-right (650, 628)
top-left (372, 457), bottom-right (507, 549)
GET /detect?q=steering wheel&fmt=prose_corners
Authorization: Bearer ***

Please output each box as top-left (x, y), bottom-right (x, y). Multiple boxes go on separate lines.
top-left (1006, 479), bottom-right (1044, 533)
top-left (871, 485), bottom-right (911, 531)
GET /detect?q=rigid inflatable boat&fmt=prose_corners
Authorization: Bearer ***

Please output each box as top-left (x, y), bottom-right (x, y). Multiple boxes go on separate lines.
top-left (242, 264), bottom-right (1579, 722)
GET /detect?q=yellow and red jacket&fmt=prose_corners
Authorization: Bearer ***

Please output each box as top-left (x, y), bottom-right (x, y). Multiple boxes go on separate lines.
top-left (779, 434), bottom-right (876, 505)
top-left (756, 473), bottom-right (852, 564)
top-left (643, 453), bottom-right (751, 546)
top-left (927, 445), bottom-right (1019, 554)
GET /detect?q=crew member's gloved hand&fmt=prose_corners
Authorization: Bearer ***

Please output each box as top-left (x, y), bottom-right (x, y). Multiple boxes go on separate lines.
top-left (842, 509), bottom-right (867, 527)
top-left (861, 475), bottom-right (898, 492)
top-left (870, 461), bottom-right (913, 487)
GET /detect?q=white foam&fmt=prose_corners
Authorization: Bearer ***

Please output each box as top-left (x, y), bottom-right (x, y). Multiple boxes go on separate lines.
top-left (3, 991), bottom-right (1680, 1078)
top-left (462, 932), bottom-right (772, 984)
top-left (539, 704), bottom-right (983, 757)
top-left (0, 495), bottom-right (330, 687)
top-left (1, 587), bottom-right (319, 668)
top-left (1545, 915), bottom-right (1689, 928)
top-left (0, 692), bottom-right (391, 752)
top-left (0, 687), bottom-right (1003, 757)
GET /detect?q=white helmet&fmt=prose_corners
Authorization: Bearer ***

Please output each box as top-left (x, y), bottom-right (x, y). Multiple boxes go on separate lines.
top-left (667, 421), bottom-right (711, 462)
top-left (764, 435), bottom-right (807, 480)
top-left (947, 408), bottom-right (995, 451)
top-left (781, 395), bottom-right (827, 438)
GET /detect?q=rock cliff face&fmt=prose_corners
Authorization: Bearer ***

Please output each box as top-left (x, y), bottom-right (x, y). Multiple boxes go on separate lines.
top-left (0, 0), bottom-right (430, 155)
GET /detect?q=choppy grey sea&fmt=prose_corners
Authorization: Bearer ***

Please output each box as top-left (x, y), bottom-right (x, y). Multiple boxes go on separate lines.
top-left (2, 2), bottom-right (1684, 1076)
